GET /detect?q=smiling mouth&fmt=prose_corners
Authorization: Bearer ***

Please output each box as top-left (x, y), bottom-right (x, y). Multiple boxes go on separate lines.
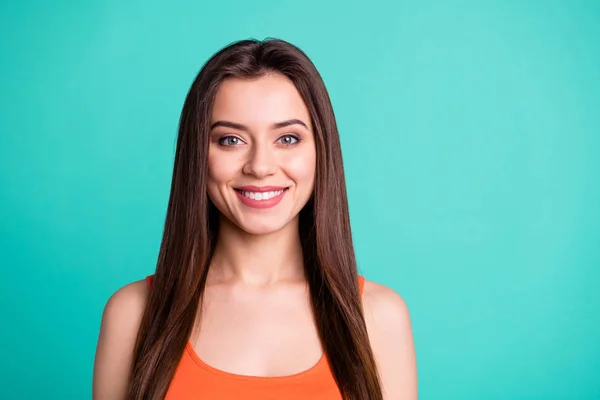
top-left (234, 187), bottom-right (289, 201)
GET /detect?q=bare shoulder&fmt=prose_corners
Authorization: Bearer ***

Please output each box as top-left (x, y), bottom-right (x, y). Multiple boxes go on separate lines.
top-left (362, 279), bottom-right (418, 400)
top-left (362, 279), bottom-right (411, 329)
top-left (93, 279), bottom-right (149, 400)
top-left (101, 279), bottom-right (149, 337)
top-left (103, 279), bottom-right (149, 319)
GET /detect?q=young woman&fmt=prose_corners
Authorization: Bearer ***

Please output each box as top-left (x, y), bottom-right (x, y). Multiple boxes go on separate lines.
top-left (93, 38), bottom-right (417, 400)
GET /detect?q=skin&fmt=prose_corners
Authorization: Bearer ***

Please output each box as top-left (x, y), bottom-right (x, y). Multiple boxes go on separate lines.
top-left (92, 72), bottom-right (417, 399)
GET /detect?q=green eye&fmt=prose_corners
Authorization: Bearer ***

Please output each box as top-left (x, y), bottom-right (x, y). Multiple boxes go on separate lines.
top-left (219, 136), bottom-right (242, 146)
top-left (278, 135), bottom-right (300, 145)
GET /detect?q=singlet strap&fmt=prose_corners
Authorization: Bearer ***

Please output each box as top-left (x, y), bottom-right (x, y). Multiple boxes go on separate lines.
top-left (358, 275), bottom-right (366, 296)
top-left (146, 274), bottom-right (153, 289)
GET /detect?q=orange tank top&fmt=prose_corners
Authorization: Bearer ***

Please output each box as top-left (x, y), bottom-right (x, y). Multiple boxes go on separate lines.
top-left (145, 274), bottom-right (366, 399)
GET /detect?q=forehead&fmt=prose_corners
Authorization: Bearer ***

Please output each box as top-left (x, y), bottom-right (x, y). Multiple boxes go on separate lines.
top-left (211, 73), bottom-right (311, 129)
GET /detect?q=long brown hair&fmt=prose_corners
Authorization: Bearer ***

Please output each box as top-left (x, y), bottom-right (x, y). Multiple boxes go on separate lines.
top-left (129, 38), bottom-right (382, 400)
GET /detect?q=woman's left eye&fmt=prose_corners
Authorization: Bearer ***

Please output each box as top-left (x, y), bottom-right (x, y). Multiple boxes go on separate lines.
top-left (278, 135), bottom-right (300, 145)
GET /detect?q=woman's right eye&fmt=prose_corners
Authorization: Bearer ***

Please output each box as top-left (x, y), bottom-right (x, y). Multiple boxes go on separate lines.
top-left (218, 136), bottom-right (243, 146)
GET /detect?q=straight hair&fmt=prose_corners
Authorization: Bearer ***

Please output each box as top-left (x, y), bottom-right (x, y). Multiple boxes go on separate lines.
top-left (129, 38), bottom-right (383, 400)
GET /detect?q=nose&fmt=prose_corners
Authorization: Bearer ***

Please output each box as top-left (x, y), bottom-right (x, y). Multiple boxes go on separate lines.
top-left (242, 142), bottom-right (276, 178)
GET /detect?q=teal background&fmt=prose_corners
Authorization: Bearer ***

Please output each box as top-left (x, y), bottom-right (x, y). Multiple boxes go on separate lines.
top-left (1, 0), bottom-right (599, 398)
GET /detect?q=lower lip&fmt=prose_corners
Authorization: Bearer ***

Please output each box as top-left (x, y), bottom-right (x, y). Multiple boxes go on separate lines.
top-left (234, 189), bottom-right (288, 209)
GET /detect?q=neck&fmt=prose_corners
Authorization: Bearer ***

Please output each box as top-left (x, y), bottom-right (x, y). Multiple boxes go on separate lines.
top-left (208, 216), bottom-right (305, 286)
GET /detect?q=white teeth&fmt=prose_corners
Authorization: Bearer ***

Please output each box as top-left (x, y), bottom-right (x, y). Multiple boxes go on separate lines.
top-left (240, 189), bottom-right (284, 200)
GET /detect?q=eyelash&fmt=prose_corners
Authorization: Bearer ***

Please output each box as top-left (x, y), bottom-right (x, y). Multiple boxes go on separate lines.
top-left (217, 134), bottom-right (301, 146)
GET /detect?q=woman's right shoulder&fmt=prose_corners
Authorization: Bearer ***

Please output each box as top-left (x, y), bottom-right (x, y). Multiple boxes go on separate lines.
top-left (92, 278), bottom-right (150, 399)
top-left (99, 278), bottom-right (151, 348)
top-left (103, 278), bottom-right (150, 322)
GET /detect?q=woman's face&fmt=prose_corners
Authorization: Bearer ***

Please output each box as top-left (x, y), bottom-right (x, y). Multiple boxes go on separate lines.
top-left (207, 72), bottom-right (316, 235)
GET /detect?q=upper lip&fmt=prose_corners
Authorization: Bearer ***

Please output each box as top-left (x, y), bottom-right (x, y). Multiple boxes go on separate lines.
top-left (235, 185), bottom-right (288, 192)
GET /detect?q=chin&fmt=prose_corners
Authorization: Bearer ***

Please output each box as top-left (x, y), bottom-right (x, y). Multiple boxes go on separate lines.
top-left (237, 218), bottom-right (290, 235)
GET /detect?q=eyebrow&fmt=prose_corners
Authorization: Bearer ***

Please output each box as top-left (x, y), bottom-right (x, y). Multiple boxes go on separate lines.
top-left (210, 118), bottom-right (309, 131)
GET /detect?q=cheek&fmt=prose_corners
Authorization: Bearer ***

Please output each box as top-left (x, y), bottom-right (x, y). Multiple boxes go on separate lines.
top-left (285, 148), bottom-right (316, 188)
top-left (207, 151), bottom-right (239, 192)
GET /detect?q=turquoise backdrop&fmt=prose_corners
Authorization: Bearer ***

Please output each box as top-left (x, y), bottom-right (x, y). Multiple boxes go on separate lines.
top-left (1, 0), bottom-right (599, 398)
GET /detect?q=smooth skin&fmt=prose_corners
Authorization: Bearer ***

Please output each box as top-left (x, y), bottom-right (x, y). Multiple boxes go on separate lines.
top-left (93, 73), bottom-right (417, 399)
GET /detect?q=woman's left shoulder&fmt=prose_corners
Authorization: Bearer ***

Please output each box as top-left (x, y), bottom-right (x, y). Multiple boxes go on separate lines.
top-left (361, 278), bottom-right (411, 325)
top-left (361, 278), bottom-right (418, 399)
